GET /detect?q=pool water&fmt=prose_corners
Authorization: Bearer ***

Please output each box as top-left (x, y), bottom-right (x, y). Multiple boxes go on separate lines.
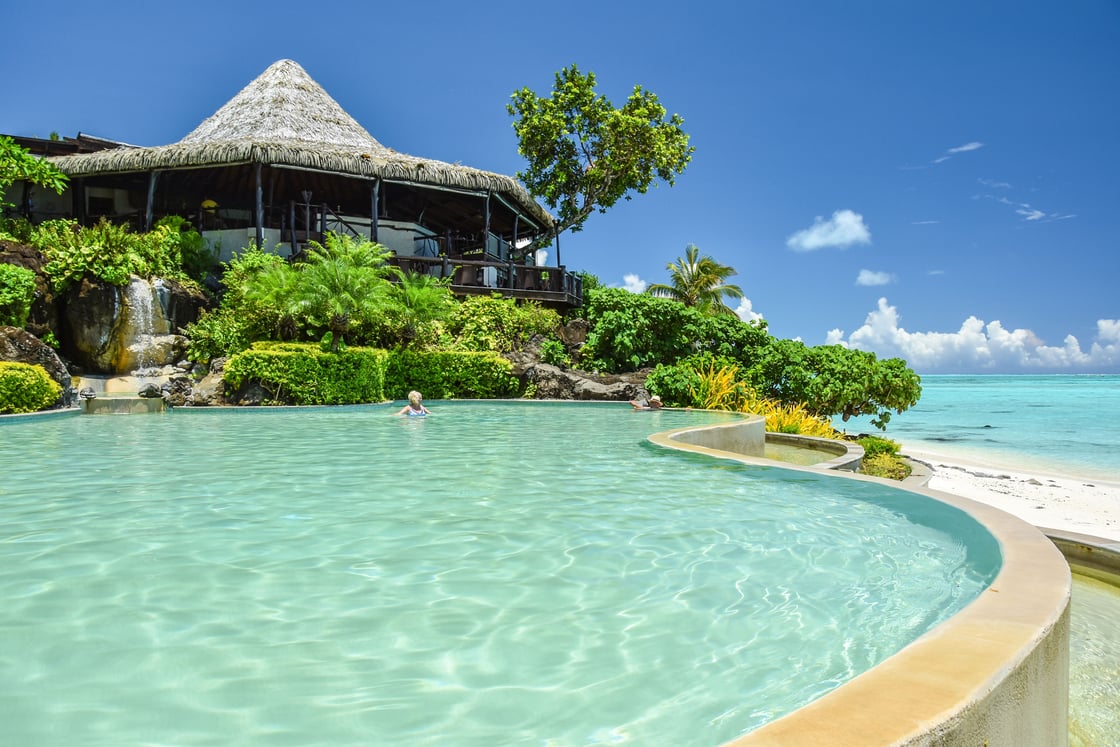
top-left (1069, 571), bottom-right (1120, 745)
top-left (0, 402), bottom-right (1000, 746)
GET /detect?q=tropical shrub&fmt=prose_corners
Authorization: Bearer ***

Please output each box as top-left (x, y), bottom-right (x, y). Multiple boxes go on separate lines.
top-left (385, 349), bottom-right (519, 400)
top-left (861, 453), bottom-right (913, 481)
top-left (858, 435), bottom-right (901, 459)
top-left (30, 218), bottom-right (205, 292)
top-left (0, 263), bottom-right (36, 327)
top-left (744, 338), bottom-right (921, 429)
top-left (580, 287), bottom-right (770, 373)
top-left (0, 216), bottom-right (34, 243)
top-left (539, 338), bottom-right (570, 367)
top-left (223, 342), bottom-right (388, 405)
top-left (447, 294), bottom-right (560, 353)
top-left (0, 362), bottom-right (61, 413)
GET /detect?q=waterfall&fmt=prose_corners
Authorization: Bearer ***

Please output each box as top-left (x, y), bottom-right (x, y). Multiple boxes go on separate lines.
top-left (125, 277), bottom-right (156, 378)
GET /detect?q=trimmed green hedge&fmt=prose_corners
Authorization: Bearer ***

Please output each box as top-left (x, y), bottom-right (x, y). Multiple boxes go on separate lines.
top-left (224, 343), bottom-right (389, 405)
top-left (0, 362), bottom-right (62, 414)
top-left (385, 349), bottom-right (518, 401)
top-left (222, 343), bottom-right (518, 406)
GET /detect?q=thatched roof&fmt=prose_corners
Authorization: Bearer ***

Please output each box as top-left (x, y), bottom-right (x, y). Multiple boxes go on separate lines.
top-left (49, 59), bottom-right (553, 227)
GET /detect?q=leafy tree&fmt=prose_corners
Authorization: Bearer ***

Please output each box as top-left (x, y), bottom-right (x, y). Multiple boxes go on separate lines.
top-left (581, 287), bottom-right (769, 373)
top-left (647, 244), bottom-right (745, 317)
top-left (0, 136), bottom-right (68, 211)
top-left (508, 64), bottom-right (694, 242)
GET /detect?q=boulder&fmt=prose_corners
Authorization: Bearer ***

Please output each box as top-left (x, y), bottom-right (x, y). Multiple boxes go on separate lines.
top-left (0, 325), bottom-right (74, 408)
top-left (521, 362), bottom-right (648, 401)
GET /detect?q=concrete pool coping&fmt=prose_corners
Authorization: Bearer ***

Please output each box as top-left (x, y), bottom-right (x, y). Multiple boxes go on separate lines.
top-left (651, 418), bottom-right (1071, 747)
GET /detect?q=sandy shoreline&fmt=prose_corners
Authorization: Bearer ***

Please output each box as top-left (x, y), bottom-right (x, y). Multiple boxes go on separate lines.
top-left (902, 446), bottom-right (1120, 543)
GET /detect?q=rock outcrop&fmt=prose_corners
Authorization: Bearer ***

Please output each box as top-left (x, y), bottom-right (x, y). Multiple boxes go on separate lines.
top-left (64, 275), bottom-right (208, 374)
top-left (0, 325), bottom-right (75, 408)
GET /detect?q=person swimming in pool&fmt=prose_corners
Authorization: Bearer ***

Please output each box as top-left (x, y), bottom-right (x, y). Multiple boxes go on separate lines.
top-left (629, 394), bottom-right (662, 410)
top-left (396, 390), bottom-right (431, 417)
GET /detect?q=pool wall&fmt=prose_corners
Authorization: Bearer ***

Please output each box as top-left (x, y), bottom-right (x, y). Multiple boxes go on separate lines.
top-left (652, 422), bottom-right (1071, 747)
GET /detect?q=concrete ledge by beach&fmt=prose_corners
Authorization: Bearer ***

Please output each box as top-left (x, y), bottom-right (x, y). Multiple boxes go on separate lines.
top-left (650, 422), bottom-right (1071, 747)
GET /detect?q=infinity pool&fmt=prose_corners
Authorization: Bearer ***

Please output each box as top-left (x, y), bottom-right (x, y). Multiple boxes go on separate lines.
top-left (0, 402), bottom-right (1001, 746)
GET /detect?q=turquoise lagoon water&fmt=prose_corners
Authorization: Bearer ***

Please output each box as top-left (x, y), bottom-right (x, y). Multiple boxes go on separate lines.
top-left (836, 374), bottom-right (1120, 481)
top-left (0, 402), bottom-right (1001, 746)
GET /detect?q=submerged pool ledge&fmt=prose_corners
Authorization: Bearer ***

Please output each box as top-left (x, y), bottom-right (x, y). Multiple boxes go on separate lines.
top-left (650, 420), bottom-right (1072, 747)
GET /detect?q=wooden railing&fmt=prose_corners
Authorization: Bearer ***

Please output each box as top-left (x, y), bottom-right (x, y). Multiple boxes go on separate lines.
top-left (387, 255), bottom-right (582, 308)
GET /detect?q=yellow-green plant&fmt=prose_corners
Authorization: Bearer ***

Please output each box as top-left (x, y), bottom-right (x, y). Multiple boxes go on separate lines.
top-left (756, 400), bottom-right (840, 438)
top-left (0, 362), bottom-right (61, 413)
top-left (861, 453), bottom-right (912, 480)
top-left (688, 360), bottom-right (752, 410)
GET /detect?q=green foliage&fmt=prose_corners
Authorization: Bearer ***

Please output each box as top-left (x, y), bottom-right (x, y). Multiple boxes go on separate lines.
top-left (539, 338), bottom-right (571, 367)
top-left (223, 342), bottom-right (388, 405)
top-left (0, 136), bottom-right (68, 210)
top-left (647, 244), bottom-right (745, 317)
top-left (0, 216), bottom-right (34, 243)
top-left (861, 453), bottom-right (913, 481)
top-left (385, 349), bottom-right (519, 400)
top-left (153, 216), bottom-right (218, 283)
top-left (508, 64), bottom-right (694, 240)
top-left (745, 340), bottom-right (922, 429)
top-left (30, 218), bottom-right (203, 292)
top-left (0, 362), bottom-right (61, 413)
top-left (0, 263), bottom-right (36, 327)
top-left (380, 272), bottom-right (456, 348)
top-left (687, 359), bottom-right (752, 411)
top-left (184, 247), bottom-right (289, 362)
top-left (242, 233), bottom-right (395, 352)
top-left (858, 435), bottom-right (901, 459)
top-left (448, 294), bottom-right (561, 353)
top-left (581, 287), bottom-right (770, 373)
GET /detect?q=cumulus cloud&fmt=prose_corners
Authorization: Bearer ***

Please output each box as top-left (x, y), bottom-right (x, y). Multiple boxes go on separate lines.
top-left (735, 297), bottom-right (765, 323)
top-left (786, 209), bottom-right (871, 252)
top-left (856, 269), bottom-right (893, 287)
top-left (621, 273), bottom-right (647, 293)
top-left (826, 298), bottom-right (1120, 372)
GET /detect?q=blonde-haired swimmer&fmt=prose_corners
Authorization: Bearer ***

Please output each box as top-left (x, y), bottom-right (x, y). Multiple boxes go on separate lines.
top-left (396, 390), bottom-right (431, 417)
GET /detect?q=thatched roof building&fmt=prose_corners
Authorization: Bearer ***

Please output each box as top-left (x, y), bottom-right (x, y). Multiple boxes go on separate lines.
top-left (14, 60), bottom-right (580, 305)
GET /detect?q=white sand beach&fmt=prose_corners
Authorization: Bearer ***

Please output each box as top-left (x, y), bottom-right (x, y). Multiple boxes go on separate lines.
top-left (903, 447), bottom-right (1120, 543)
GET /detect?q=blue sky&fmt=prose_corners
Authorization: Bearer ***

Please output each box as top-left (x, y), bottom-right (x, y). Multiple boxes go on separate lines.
top-left (4, 1), bottom-right (1118, 373)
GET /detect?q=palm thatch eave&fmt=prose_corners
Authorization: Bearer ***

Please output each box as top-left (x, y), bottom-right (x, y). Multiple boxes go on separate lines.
top-left (49, 140), bottom-right (554, 228)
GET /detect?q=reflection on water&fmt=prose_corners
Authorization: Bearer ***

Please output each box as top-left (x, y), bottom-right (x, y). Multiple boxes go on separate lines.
top-left (1069, 571), bottom-right (1120, 745)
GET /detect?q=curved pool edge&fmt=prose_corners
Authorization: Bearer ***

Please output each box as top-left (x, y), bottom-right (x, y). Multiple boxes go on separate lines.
top-left (649, 422), bottom-right (1072, 747)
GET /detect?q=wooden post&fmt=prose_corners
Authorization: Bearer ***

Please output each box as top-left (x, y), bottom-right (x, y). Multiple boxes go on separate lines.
top-left (483, 191), bottom-right (491, 256)
top-left (144, 171), bottom-right (159, 232)
top-left (370, 179), bottom-right (380, 243)
top-left (254, 163), bottom-right (264, 249)
top-left (289, 201), bottom-right (297, 255)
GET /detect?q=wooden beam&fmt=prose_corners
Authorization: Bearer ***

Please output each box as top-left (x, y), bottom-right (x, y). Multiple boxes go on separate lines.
top-left (254, 162), bottom-right (264, 248)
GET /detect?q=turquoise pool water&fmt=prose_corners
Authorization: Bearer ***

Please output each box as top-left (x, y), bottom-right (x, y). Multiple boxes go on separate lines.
top-left (0, 402), bottom-right (1001, 746)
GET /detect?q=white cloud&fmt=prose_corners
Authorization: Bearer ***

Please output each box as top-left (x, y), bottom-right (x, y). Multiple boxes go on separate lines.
top-left (621, 273), bottom-right (647, 293)
top-left (856, 269), bottom-right (893, 287)
top-left (786, 209), bottom-right (871, 252)
top-left (927, 269), bottom-right (945, 276)
top-left (911, 220), bottom-right (940, 225)
top-left (828, 298), bottom-right (1120, 372)
top-left (932, 141), bottom-right (984, 165)
top-left (735, 297), bottom-right (764, 323)
top-left (978, 177), bottom-right (1011, 189)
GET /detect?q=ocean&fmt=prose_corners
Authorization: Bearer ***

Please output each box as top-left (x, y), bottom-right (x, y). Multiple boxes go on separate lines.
top-left (833, 375), bottom-right (1120, 483)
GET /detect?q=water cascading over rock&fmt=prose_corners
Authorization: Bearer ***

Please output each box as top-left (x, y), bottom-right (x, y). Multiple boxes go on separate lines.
top-left (64, 275), bottom-right (206, 375)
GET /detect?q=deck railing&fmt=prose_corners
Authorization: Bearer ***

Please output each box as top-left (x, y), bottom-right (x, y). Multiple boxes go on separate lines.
top-left (386, 255), bottom-right (582, 308)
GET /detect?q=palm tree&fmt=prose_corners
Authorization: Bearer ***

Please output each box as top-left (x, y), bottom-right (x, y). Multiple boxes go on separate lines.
top-left (647, 244), bottom-right (744, 317)
top-left (243, 233), bottom-right (394, 351)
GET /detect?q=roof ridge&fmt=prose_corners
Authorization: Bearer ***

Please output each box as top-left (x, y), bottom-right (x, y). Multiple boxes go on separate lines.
top-left (178, 59), bottom-right (388, 152)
